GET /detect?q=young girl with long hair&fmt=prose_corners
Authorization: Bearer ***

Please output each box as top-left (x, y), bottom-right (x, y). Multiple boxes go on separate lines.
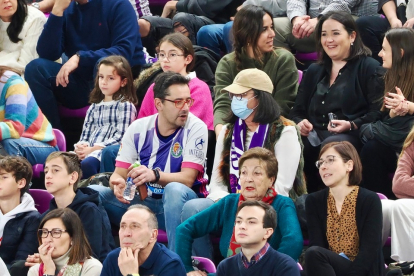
top-left (138, 32), bottom-right (213, 130)
top-left (360, 28), bottom-right (414, 199)
top-left (74, 55), bottom-right (137, 179)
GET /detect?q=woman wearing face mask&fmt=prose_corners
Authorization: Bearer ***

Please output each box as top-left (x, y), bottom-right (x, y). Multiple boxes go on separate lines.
top-left (213, 5), bottom-right (299, 138)
top-left (28, 208), bottom-right (102, 276)
top-left (177, 69), bottom-right (305, 261)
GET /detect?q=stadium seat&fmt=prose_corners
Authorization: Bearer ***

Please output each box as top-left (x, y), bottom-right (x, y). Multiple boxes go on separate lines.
top-left (192, 256), bottom-right (217, 273)
top-left (32, 129), bottom-right (66, 178)
top-left (30, 189), bottom-right (53, 214)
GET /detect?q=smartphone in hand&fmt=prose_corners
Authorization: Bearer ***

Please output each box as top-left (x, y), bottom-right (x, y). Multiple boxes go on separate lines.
top-left (328, 113), bottom-right (338, 128)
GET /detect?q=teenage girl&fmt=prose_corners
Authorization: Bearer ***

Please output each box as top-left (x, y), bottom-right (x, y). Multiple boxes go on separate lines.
top-left (75, 55), bottom-right (138, 178)
top-left (138, 32), bottom-right (214, 130)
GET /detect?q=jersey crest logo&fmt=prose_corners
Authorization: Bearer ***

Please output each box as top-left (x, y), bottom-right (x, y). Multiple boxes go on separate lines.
top-left (171, 142), bottom-right (183, 158)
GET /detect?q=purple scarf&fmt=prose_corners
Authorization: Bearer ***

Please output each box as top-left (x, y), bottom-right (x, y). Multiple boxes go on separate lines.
top-left (229, 119), bottom-right (269, 193)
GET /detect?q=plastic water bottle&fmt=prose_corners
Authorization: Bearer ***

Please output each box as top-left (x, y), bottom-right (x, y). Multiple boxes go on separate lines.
top-left (123, 161), bottom-right (140, 201)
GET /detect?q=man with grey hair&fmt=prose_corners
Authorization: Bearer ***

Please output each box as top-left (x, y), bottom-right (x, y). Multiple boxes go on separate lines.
top-left (100, 204), bottom-right (186, 276)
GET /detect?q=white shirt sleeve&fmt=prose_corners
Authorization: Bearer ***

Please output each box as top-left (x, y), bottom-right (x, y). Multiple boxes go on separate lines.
top-left (182, 116), bottom-right (209, 171)
top-left (273, 126), bottom-right (301, 196)
top-left (116, 120), bottom-right (141, 167)
top-left (207, 125), bottom-right (230, 201)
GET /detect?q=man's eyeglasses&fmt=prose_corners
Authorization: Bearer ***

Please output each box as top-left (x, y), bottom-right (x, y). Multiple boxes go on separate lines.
top-left (163, 98), bottom-right (194, 109)
top-left (38, 228), bottom-right (68, 238)
top-left (315, 155), bottom-right (348, 169)
top-left (157, 53), bottom-right (185, 62)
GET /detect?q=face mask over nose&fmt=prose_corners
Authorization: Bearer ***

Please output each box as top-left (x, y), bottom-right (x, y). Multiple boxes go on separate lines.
top-left (231, 95), bottom-right (258, 120)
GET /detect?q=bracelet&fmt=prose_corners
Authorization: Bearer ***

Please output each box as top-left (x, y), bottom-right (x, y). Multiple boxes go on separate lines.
top-left (152, 168), bottom-right (160, 183)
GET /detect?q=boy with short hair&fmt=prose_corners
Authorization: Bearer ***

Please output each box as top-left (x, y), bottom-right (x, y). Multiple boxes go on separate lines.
top-left (0, 156), bottom-right (40, 269)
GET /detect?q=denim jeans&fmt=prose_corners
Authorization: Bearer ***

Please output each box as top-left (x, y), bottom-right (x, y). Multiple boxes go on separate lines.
top-left (181, 198), bottom-right (215, 259)
top-left (25, 58), bottom-right (94, 128)
top-left (197, 22), bottom-right (233, 56)
top-left (100, 145), bottom-right (119, 173)
top-left (1, 137), bottom-right (59, 165)
top-left (89, 181), bottom-right (202, 252)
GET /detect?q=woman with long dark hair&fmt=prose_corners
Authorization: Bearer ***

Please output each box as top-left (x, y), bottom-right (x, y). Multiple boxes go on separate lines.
top-left (360, 28), bottom-right (414, 199)
top-left (289, 11), bottom-right (384, 193)
top-left (213, 5), bottom-right (298, 137)
top-left (0, 0), bottom-right (46, 72)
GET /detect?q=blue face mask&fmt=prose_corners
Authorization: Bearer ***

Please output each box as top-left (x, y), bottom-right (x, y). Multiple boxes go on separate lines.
top-left (231, 95), bottom-right (257, 120)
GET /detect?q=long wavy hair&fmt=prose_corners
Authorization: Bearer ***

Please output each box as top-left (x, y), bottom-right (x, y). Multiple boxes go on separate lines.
top-left (232, 5), bottom-right (275, 71)
top-left (7, 0), bottom-right (27, 43)
top-left (381, 28), bottom-right (414, 111)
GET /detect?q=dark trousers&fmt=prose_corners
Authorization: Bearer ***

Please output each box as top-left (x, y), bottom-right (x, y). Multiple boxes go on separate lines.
top-left (360, 139), bottom-right (398, 199)
top-left (81, 156), bottom-right (101, 179)
top-left (25, 58), bottom-right (94, 129)
top-left (303, 246), bottom-right (352, 276)
top-left (303, 131), bottom-right (362, 193)
top-left (142, 12), bottom-right (214, 53)
top-left (356, 16), bottom-right (390, 63)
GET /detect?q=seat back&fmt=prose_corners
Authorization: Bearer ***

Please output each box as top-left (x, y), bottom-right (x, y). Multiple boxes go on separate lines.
top-left (298, 70), bottom-right (303, 84)
top-left (377, 192), bottom-right (388, 200)
top-left (53, 128), bottom-right (66, 151)
top-left (30, 189), bottom-right (53, 214)
top-left (192, 256), bottom-right (216, 273)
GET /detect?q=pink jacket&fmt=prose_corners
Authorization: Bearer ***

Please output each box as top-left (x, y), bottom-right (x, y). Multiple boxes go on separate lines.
top-left (138, 77), bottom-right (214, 130)
top-left (393, 142), bottom-right (414, 199)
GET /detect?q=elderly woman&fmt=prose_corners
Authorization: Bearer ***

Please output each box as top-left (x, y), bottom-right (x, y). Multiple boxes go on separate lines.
top-left (304, 141), bottom-right (384, 276)
top-left (0, 0), bottom-right (46, 72)
top-left (289, 11), bottom-right (384, 192)
top-left (176, 147), bottom-right (303, 274)
top-left (28, 208), bottom-right (102, 276)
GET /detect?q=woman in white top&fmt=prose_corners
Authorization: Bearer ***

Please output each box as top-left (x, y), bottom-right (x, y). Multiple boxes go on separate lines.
top-left (179, 68), bottom-right (305, 260)
top-left (0, 0), bottom-right (46, 72)
top-left (28, 208), bottom-right (102, 276)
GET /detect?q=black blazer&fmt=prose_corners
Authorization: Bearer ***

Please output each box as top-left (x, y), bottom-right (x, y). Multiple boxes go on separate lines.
top-left (306, 187), bottom-right (385, 276)
top-left (289, 56), bottom-right (384, 129)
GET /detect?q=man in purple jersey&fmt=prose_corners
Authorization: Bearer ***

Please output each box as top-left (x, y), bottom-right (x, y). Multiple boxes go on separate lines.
top-left (90, 72), bottom-right (208, 254)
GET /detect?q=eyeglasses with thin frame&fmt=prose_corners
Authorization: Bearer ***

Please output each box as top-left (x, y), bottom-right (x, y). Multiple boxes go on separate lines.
top-left (228, 92), bottom-right (256, 101)
top-left (157, 52), bottom-right (185, 61)
top-left (163, 98), bottom-right (194, 109)
top-left (315, 155), bottom-right (348, 169)
top-left (38, 228), bottom-right (68, 238)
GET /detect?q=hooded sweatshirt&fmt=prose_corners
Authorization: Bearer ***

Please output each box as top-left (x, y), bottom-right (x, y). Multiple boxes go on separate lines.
top-left (44, 188), bottom-right (115, 263)
top-left (0, 193), bottom-right (40, 267)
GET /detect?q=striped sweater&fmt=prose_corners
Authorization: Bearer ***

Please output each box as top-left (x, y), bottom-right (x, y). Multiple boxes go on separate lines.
top-left (0, 71), bottom-right (56, 146)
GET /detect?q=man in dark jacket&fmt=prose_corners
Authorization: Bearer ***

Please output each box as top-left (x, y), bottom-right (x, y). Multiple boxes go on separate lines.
top-left (0, 156), bottom-right (40, 270)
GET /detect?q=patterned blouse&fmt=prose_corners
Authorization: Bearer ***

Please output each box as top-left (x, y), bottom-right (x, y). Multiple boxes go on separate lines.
top-left (326, 186), bottom-right (360, 261)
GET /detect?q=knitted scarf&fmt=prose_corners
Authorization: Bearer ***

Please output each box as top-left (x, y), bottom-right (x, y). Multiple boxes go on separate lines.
top-left (218, 116), bottom-right (307, 201)
top-left (226, 188), bottom-right (277, 257)
top-left (229, 119), bottom-right (269, 193)
top-left (39, 262), bottom-right (84, 276)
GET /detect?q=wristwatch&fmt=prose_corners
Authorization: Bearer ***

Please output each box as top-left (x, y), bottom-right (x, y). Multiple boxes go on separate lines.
top-left (32, 2), bottom-right (40, 9)
top-left (43, 274), bottom-right (54, 276)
